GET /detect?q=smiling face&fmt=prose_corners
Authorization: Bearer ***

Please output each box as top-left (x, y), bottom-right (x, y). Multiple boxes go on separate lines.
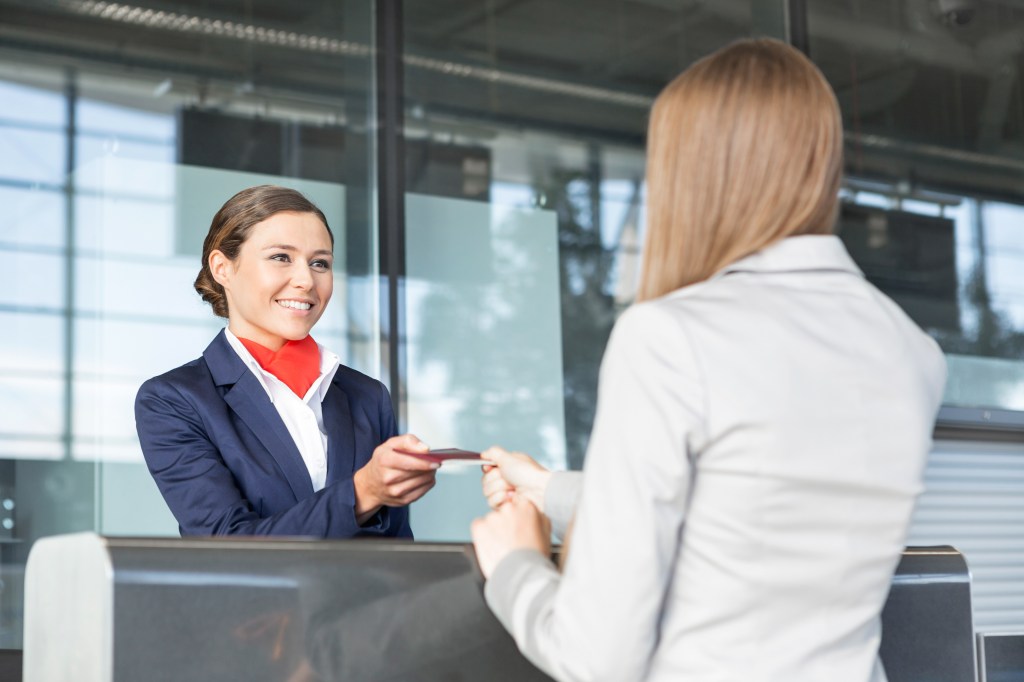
top-left (210, 211), bottom-right (334, 351)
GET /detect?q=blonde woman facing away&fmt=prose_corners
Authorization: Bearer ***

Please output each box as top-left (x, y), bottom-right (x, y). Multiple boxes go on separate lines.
top-left (472, 39), bottom-right (946, 682)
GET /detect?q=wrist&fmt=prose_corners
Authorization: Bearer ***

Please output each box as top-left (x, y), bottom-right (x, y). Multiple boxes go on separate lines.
top-left (526, 470), bottom-right (553, 512)
top-left (352, 468), bottom-right (382, 521)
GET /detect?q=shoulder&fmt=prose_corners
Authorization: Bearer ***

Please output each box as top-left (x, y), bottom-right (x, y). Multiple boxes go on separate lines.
top-left (609, 296), bottom-right (696, 356)
top-left (603, 298), bottom-right (705, 391)
top-left (139, 357), bottom-right (210, 389)
top-left (331, 364), bottom-right (390, 405)
top-left (136, 357), bottom-right (213, 406)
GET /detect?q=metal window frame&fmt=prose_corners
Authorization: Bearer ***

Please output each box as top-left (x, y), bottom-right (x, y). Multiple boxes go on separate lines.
top-left (375, 0), bottom-right (407, 426)
top-left (374, 0), bottom-right (1024, 438)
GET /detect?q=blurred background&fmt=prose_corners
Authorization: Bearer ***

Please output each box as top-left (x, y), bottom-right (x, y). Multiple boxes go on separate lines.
top-left (0, 0), bottom-right (1023, 647)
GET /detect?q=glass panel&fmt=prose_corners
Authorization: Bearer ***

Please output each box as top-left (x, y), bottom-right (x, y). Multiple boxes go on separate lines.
top-left (75, 133), bottom-right (175, 167)
top-left (0, 312), bottom-right (62, 374)
top-left (0, 80), bottom-right (63, 127)
top-left (406, 194), bottom-right (566, 540)
top-left (0, 186), bottom-right (64, 249)
top-left (812, 2), bottom-right (1024, 419)
top-left (0, 250), bottom-right (64, 310)
top-left (402, 2), bottom-right (753, 541)
top-left (0, 0), bottom-right (378, 648)
top-left (0, 378), bottom-right (64, 442)
top-left (77, 98), bottom-right (176, 139)
top-left (73, 192), bottom-right (175, 258)
top-left (0, 128), bottom-right (65, 185)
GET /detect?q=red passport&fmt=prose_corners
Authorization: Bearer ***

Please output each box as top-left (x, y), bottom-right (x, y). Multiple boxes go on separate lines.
top-left (400, 448), bottom-right (493, 466)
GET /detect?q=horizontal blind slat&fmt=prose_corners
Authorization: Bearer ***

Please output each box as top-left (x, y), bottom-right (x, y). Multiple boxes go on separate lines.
top-left (911, 439), bottom-right (1024, 633)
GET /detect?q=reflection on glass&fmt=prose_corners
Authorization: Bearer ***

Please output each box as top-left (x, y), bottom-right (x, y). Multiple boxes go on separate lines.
top-left (0, 129), bottom-right (65, 185)
top-left (0, 313), bottom-right (62, 374)
top-left (0, 0), bottom-right (378, 647)
top-left (406, 193), bottom-right (565, 540)
top-left (403, 2), bottom-right (751, 471)
top-left (0, 378), bottom-right (64, 441)
top-left (0, 81), bottom-right (63, 126)
top-left (0, 186), bottom-right (65, 248)
top-left (0, 252), bottom-right (65, 309)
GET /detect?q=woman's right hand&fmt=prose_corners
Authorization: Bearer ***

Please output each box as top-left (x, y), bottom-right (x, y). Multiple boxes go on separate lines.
top-left (480, 446), bottom-right (552, 513)
top-left (353, 434), bottom-right (438, 524)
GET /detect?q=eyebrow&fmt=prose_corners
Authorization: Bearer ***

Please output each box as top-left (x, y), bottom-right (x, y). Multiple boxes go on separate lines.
top-left (262, 244), bottom-right (334, 257)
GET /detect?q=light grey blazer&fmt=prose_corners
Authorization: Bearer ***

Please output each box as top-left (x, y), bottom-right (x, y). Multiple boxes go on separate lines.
top-left (485, 235), bottom-right (946, 682)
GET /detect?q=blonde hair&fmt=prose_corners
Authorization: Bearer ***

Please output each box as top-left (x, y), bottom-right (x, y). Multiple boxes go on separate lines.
top-left (637, 38), bottom-right (843, 301)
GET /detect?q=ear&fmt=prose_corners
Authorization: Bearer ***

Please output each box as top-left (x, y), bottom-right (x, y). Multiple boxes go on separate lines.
top-left (209, 250), bottom-right (233, 289)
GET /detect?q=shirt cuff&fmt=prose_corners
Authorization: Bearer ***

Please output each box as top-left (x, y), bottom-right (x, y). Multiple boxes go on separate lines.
top-left (544, 471), bottom-right (583, 540)
top-left (357, 506), bottom-right (390, 533)
top-left (335, 477), bottom-right (391, 535)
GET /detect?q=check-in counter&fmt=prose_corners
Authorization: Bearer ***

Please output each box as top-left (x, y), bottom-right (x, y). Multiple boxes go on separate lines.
top-left (880, 546), bottom-right (976, 682)
top-left (25, 534), bottom-right (552, 682)
top-left (977, 632), bottom-right (1024, 682)
top-left (25, 535), bottom-right (976, 682)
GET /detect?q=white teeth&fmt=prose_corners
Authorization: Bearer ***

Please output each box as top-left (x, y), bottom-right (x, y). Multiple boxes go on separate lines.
top-left (277, 300), bottom-right (312, 310)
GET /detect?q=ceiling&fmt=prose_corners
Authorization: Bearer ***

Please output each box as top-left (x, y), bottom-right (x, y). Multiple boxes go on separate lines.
top-left (0, 0), bottom-right (1021, 198)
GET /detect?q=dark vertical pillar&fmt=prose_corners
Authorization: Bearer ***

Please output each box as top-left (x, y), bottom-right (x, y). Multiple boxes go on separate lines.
top-left (751, 0), bottom-right (786, 40)
top-left (376, 0), bottom-right (407, 426)
top-left (787, 0), bottom-right (809, 56)
top-left (62, 67), bottom-right (77, 462)
top-left (751, 0), bottom-right (809, 57)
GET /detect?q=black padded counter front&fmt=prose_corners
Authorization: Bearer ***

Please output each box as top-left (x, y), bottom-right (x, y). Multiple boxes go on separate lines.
top-left (880, 546), bottom-right (976, 682)
top-left (25, 535), bottom-right (976, 682)
top-left (25, 533), bottom-right (552, 682)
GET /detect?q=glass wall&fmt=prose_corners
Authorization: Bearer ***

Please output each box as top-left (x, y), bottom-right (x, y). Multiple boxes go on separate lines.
top-left (0, 0), bottom-right (378, 647)
top-left (812, 4), bottom-right (1024, 630)
top-left (400, 0), bottom-right (1024, 631)
top-left (2, 0), bottom-right (1024, 650)
top-left (402, 2), bottom-right (752, 538)
top-left (810, 1), bottom-right (1024, 423)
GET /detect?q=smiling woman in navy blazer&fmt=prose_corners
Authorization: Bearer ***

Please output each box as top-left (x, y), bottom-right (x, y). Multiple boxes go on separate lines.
top-left (135, 185), bottom-right (437, 538)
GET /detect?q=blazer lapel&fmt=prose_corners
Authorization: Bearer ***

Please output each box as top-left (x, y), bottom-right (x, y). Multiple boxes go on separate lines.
top-left (322, 381), bottom-right (357, 487)
top-left (204, 331), bottom-right (314, 500)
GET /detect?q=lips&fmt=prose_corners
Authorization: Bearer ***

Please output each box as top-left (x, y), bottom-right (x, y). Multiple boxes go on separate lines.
top-left (276, 299), bottom-right (313, 311)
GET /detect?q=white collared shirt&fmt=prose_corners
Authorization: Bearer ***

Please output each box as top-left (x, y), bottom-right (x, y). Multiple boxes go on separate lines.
top-left (224, 328), bottom-right (341, 492)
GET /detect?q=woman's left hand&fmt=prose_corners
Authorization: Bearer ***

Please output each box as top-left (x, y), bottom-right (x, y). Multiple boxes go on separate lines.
top-left (471, 494), bottom-right (551, 579)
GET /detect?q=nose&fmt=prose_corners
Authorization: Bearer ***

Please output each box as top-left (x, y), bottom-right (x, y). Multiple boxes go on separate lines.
top-left (291, 263), bottom-right (314, 290)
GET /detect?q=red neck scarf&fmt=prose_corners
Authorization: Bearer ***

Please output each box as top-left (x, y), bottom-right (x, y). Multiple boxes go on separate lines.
top-left (239, 335), bottom-right (321, 398)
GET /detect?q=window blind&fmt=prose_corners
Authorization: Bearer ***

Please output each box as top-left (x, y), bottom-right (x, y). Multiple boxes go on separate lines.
top-left (907, 439), bottom-right (1024, 633)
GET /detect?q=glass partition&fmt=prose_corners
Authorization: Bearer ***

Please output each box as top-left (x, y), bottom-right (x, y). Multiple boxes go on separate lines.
top-left (811, 1), bottom-right (1024, 424)
top-left (0, 0), bottom-right (378, 647)
top-left (3, 0), bottom-right (1024, 652)
top-left (402, 0), bottom-right (753, 482)
top-left (405, 193), bottom-right (565, 540)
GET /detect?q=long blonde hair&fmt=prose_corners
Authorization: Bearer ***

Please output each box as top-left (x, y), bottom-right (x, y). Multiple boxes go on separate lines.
top-left (637, 38), bottom-right (843, 302)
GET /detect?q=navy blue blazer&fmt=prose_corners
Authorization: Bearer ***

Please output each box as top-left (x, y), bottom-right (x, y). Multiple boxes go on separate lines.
top-left (134, 330), bottom-right (412, 539)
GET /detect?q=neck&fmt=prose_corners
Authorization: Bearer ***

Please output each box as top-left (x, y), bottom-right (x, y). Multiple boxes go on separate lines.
top-left (228, 325), bottom-right (288, 351)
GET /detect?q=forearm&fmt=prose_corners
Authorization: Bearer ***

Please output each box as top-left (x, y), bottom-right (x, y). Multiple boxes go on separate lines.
top-left (483, 550), bottom-right (570, 680)
top-left (184, 482), bottom-right (401, 538)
